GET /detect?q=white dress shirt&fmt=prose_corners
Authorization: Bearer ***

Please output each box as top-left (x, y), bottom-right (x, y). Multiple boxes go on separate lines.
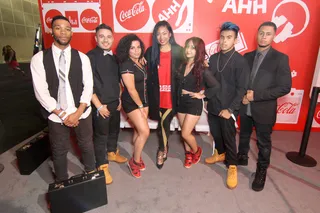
top-left (30, 43), bottom-right (93, 123)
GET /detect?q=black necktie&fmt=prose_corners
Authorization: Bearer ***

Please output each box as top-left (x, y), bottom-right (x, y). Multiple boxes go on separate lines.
top-left (249, 52), bottom-right (262, 88)
top-left (247, 52), bottom-right (262, 116)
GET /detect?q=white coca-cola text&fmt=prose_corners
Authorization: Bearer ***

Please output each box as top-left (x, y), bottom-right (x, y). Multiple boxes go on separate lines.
top-left (46, 17), bottom-right (52, 24)
top-left (119, 1), bottom-right (145, 22)
top-left (207, 43), bottom-right (219, 55)
top-left (277, 102), bottom-right (298, 114)
top-left (81, 17), bottom-right (98, 24)
top-left (316, 110), bottom-right (320, 119)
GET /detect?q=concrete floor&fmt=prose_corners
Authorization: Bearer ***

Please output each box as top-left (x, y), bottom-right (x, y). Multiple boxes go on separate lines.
top-left (0, 129), bottom-right (320, 213)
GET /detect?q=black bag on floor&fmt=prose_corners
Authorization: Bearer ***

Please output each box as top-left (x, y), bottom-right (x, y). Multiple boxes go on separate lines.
top-left (48, 171), bottom-right (107, 213)
top-left (16, 131), bottom-right (51, 175)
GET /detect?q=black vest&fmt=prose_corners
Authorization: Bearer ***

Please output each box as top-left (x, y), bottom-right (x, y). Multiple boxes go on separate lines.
top-left (41, 48), bottom-right (83, 118)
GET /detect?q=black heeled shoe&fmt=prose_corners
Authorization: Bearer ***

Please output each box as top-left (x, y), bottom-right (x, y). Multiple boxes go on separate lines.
top-left (156, 149), bottom-right (164, 169)
top-left (163, 145), bottom-right (169, 161)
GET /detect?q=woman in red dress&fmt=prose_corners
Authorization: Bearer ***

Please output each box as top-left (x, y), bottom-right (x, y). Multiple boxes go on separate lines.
top-left (2, 45), bottom-right (25, 76)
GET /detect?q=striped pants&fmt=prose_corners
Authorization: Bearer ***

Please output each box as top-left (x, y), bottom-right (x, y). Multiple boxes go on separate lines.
top-left (157, 108), bottom-right (175, 152)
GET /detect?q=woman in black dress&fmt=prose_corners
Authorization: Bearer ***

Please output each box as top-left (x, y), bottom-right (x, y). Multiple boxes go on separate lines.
top-left (116, 34), bottom-right (149, 178)
top-left (176, 37), bottom-right (220, 168)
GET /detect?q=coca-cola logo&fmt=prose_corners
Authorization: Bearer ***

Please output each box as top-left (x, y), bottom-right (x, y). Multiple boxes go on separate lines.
top-left (82, 17), bottom-right (98, 24)
top-left (80, 9), bottom-right (100, 31)
top-left (120, 2), bottom-right (145, 22)
top-left (45, 9), bottom-right (62, 28)
top-left (313, 105), bottom-right (320, 125)
top-left (206, 41), bottom-right (220, 57)
top-left (277, 102), bottom-right (298, 114)
top-left (115, 0), bottom-right (149, 31)
top-left (65, 11), bottom-right (79, 28)
top-left (152, 0), bottom-right (188, 30)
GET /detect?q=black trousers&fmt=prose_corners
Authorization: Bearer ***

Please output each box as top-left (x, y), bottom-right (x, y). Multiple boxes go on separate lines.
top-left (93, 100), bottom-right (120, 167)
top-left (238, 114), bottom-right (273, 168)
top-left (208, 113), bottom-right (237, 165)
top-left (48, 114), bottom-right (96, 182)
top-left (157, 108), bottom-right (175, 152)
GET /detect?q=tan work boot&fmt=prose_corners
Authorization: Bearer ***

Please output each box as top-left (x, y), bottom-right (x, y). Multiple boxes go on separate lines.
top-left (227, 165), bottom-right (237, 189)
top-left (108, 149), bottom-right (128, 163)
top-left (98, 164), bottom-right (113, 185)
top-left (205, 149), bottom-right (226, 164)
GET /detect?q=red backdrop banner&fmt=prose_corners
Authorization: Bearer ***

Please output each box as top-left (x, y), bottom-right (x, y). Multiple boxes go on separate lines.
top-left (38, 0), bottom-right (320, 131)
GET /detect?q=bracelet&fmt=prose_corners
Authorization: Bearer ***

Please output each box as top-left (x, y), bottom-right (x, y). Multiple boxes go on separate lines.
top-left (96, 105), bottom-right (103, 117)
top-left (58, 111), bottom-right (64, 117)
top-left (138, 104), bottom-right (143, 109)
top-left (97, 105), bottom-right (103, 111)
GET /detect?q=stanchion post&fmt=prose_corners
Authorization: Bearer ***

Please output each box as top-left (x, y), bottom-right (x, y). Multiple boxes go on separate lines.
top-left (286, 87), bottom-right (319, 167)
top-left (299, 87), bottom-right (320, 156)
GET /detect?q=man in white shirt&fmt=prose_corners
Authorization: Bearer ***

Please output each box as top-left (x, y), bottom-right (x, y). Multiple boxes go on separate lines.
top-left (30, 15), bottom-right (96, 182)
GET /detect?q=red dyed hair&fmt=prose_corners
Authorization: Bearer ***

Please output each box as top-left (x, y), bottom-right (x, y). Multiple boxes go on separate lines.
top-left (183, 37), bottom-right (207, 90)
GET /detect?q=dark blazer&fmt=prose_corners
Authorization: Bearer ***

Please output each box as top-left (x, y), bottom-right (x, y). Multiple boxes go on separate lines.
top-left (208, 50), bottom-right (250, 116)
top-left (145, 44), bottom-right (184, 120)
top-left (240, 47), bottom-right (292, 125)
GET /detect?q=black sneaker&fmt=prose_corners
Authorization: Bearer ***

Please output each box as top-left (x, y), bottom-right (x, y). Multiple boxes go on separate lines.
top-left (252, 166), bottom-right (267, 192)
top-left (237, 153), bottom-right (249, 166)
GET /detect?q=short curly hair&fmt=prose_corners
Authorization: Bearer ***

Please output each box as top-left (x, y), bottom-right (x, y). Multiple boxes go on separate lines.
top-left (116, 34), bottom-right (145, 63)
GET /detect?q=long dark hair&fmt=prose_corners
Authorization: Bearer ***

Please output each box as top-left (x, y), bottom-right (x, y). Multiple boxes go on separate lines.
top-left (2, 46), bottom-right (6, 56)
top-left (181, 37), bottom-right (207, 90)
top-left (116, 34), bottom-right (145, 63)
top-left (150, 21), bottom-right (177, 70)
top-left (2, 45), bottom-right (14, 61)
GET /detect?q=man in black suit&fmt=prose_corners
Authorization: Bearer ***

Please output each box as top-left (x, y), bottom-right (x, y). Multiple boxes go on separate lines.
top-left (238, 21), bottom-right (292, 191)
top-left (87, 24), bottom-right (127, 185)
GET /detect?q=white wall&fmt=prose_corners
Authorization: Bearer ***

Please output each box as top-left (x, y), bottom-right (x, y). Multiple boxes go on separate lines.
top-left (0, 0), bottom-right (40, 63)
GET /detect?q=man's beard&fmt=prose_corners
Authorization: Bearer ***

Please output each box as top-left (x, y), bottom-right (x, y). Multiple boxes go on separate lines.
top-left (258, 44), bottom-right (270, 48)
top-left (53, 34), bottom-right (72, 46)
